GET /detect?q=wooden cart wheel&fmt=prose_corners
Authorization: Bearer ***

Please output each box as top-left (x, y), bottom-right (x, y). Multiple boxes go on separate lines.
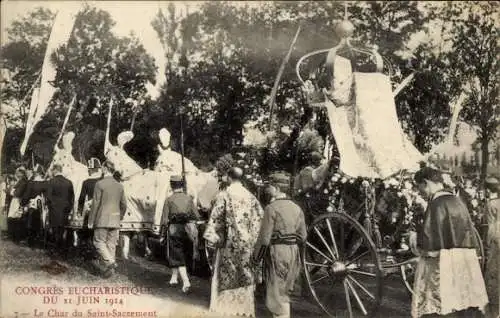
top-left (400, 257), bottom-right (418, 296)
top-left (303, 212), bottom-right (383, 318)
top-left (400, 225), bottom-right (485, 295)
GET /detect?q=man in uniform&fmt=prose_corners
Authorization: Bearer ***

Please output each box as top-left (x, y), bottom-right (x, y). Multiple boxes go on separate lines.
top-left (88, 161), bottom-right (127, 278)
top-left (161, 175), bottom-right (199, 293)
top-left (252, 172), bottom-right (307, 318)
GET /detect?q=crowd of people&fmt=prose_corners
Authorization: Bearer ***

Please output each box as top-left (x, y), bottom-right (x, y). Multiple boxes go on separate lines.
top-left (0, 154), bottom-right (498, 318)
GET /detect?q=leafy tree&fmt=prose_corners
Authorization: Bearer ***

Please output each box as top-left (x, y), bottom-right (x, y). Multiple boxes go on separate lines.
top-left (443, 2), bottom-right (499, 183)
top-left (2, 6), bottom-right (158, 167)
top-left (1, 8), bottom-right (55, 171)
top-left (152, 1), bottom-right (433, 170)
top-left (1, 8), bottom-right (55, 129)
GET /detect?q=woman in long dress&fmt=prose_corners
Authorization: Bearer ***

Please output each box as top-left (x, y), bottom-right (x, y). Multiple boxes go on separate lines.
top-left (204, 167), bottom-right (264, 317)
top-left (410, 166), bottom-right (488, 318)
top-left (484, 177), bottom-right (499, 318)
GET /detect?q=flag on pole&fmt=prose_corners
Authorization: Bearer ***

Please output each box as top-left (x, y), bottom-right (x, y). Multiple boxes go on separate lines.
top-left (20, 5), bottom-right (81, 155)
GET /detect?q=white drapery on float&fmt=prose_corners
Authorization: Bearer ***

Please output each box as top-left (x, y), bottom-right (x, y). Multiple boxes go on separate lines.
top-left (324, 64), bottom-right (423, 179)
top-left (300, 55), bottom-right (423, 183)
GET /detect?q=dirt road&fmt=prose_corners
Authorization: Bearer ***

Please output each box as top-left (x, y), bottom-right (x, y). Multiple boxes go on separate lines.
top-left (0, 239), bottom-right (411, 317)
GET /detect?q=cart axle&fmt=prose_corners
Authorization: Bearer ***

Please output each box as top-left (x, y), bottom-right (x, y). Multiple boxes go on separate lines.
top-left (330, 261), bottom-right (348, 276)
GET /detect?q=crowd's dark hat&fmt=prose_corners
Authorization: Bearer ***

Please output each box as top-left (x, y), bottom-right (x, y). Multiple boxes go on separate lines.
top-left (170, 175), bottom-right (183, 183)
top-left (88, 158), bottom-right (101, 169)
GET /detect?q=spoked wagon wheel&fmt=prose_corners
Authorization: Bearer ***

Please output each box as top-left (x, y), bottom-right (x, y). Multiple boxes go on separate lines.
top-left (400, 226), bottom-right (485, 295)
top-left (303, 212), bottom-right (383, 318)
top-left (400, 257), bottom-right (419, 296)
top-left (472, 226), bottom-right (486, 271)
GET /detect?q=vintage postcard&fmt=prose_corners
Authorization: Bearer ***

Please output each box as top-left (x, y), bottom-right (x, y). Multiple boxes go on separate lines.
top-left (0, 1), bottom-right (498, 318)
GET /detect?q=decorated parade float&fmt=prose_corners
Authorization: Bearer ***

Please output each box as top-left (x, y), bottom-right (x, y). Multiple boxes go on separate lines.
top-left (215, 15), bottom-right (486, 318)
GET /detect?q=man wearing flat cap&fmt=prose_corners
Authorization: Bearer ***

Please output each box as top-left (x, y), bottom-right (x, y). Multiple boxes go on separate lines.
top-left (485, 176), bottom-right (499, 318)
top-left (160, 175), bottom-right (199, 293)
top-left (252, 172), bottom-right (307, 318)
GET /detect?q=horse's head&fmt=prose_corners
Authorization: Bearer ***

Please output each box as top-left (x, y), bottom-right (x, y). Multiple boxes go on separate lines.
top-left (159, 128), bottom-right (171, 149)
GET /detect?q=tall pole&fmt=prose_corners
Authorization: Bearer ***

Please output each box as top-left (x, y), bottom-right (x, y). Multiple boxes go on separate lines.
top-left (268, 24), bottom-right (302, 131)
top-left (180, 108), bottom-right (187, 193)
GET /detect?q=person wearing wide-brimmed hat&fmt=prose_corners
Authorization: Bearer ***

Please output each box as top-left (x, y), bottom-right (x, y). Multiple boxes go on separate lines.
top-left (160, 175), bottom-right (199, 293)
top-left (484, 176), bottom-right (500, 318)
top-left (252, 172), bottom-right (306, 318)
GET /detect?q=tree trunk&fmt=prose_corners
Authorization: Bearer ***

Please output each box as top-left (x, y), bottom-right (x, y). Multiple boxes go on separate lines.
top-left (480, 136), bottom-right (489, 188)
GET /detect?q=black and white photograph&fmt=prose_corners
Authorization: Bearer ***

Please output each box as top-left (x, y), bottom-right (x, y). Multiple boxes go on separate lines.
top-left (0, 1), bottom-right (498, 317)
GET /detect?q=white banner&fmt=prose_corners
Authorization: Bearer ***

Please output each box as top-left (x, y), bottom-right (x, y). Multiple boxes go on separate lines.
top-left (20, 6), bottom-right (81, 155)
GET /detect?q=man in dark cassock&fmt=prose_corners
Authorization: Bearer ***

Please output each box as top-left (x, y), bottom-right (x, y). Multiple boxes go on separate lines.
top-left (46, 164), bottom-right (74, 255)
top-left (252, 172), bottom-right (307, 318)
top-left (410, 166), bottom-right (488, 317)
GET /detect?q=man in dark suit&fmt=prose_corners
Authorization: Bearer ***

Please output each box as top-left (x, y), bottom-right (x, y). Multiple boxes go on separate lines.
top-left (74, 158), bottom-right (102, 251)
top-left (78, 158), bottom-right (102, 221)
top-left (88, 161), bottom-right (127, 278)
top-left (46, 164), bottom-right (74, 255)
